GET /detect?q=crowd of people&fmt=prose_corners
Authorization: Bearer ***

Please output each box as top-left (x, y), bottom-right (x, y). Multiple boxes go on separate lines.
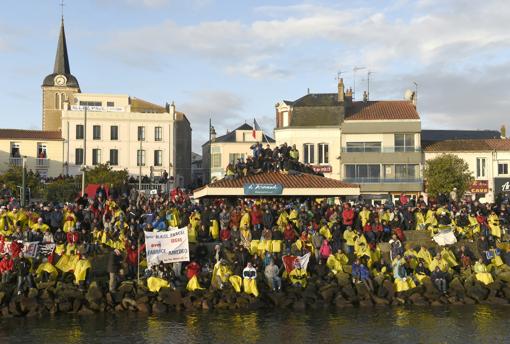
top-left (0, 180), bottom-right (509, 301)
top-left (224, 143), bottom-right (319, 179)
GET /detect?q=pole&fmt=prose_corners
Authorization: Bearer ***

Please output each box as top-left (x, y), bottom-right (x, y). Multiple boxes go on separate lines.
top-left (21, 156), bottom-right (26, 207)
top-left (367, 71), bottom-right (372, 101)
top-left (137, 236), bottom-right (140, 284)
top-left (138, 136), bottom-right (142, 190)
top-left (209, 118), bottom-right (212, 183)
top-left (81, 107), bottom-right (87, 196)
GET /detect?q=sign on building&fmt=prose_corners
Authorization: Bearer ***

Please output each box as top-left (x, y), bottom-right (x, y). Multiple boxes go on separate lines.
top-left (244, 183), bottom-right (283, 195)
top-left (312, 165), bottom-right (333, 173)
top-left (469, 180), bottom-right (489, 194)
top-left (494, 178), bottom-right (510, 194)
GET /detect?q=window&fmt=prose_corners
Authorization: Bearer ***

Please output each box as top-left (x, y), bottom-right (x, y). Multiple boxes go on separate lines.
top-left (346, 142), bottom-right (381, 152)
top-left (93, 125), bottom-right (101, 140)
top-left (318, 143), bottom-right (329, 164)
top-left (10, 142), bottom-right (20, 157)
top-left (110, 126), bottom-right (118, 140)
top-left (229, 153), bottom-right (245, 164)
top-left (107, 101), bottom-right (115, 107)
top-left (37, 143), bottom-right (47, 159)
top-left (109, 149), bottom-right (118, 166)
top-left (155, 127), bottom-right (162, 141)
top-left (394, 133), bottom-right (415, 152)
top-left (345, 164), bottom-right (380, 181)
top-left (283, 111), bottom-right (289, 127)
top-left (498, 163), bottom-right (508, 175)
top-left (79, 101), bottom-right (102, 107)
top-left (138, 126), bottom-right (145, 141)
top-left (476, 158), bottom-right (486, 178)
top-left (211, 153), bottom-right (222, 168)
top-left (137, 150), bottom-right (145, 166)
top-left (154, 150), bottom-right (163, 166)
top-left (55, 93), bottom-right (60, 109)
top-left (395, 164), bottom-right (418, 180)
top-left (76, 125), bottom-right (84, 139)
top-left (75, 148), bottom-right (84, 165)
top-left (92, 149), bottom-right (101, 165)
top-left (303, 143), bottom-right (314, 164)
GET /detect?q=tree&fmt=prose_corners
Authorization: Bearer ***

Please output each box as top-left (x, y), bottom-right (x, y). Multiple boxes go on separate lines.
top-left (85, 164), bottom-right (129, 187)
top-left (45, 178), bottom-right (81, 202)
top-left (424, 154), bottom-right (473, 198)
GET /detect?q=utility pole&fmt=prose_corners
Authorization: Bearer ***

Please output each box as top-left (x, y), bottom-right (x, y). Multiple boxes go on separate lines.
top-left (21, 156), bottom-right (27, 207)
top-left (138, 136), bottom-right (143, 190)
top-left (81, 106), bottom-right (87, 196)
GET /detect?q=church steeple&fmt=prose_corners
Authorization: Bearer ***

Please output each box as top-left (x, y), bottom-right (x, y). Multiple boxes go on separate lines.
top-left (53, 19), bottom-right (71, 75)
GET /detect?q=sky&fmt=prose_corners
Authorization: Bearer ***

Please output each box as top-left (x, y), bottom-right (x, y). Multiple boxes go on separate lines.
top-left (1, 0), bottom-right (509, 152)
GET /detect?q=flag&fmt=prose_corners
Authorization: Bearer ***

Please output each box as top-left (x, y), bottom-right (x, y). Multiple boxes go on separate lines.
top-left (282, 253), bottom-right (311, 273)
top-left (253, 118), bottom-right (261, 139)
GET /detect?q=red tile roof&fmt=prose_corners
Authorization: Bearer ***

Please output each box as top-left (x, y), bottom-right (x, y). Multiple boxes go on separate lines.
top-left (0, 129), bottom-right (63, 140)
top-left (206, 172), bottom-right (358, 189)
top-left (346, 101), bottom-right (419, 121)
top-left (424, 139), bottom-right (510, 152)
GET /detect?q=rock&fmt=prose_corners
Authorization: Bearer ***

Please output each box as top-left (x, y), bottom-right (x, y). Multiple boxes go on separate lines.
top-left (466, 282), bottom-right (489, 303)
top-left (382, 280), bottom-right (395, 302)
top-left (8, 300), bottom-right (21, 316)
top-left (0, 291), bottom-right (5, 304)
top-left (1, 306), bottom-right (12, 318)
top-left (162, 290), bottom-right (183, 307)
top-left (319, 285), bottom-right (337, 303)
top-left (449, 278), bottom-right (466, 298)
top-left (78, 306), bottom-right (95, 315)
top-left (336, 272), bottom-right (351, 288)
top-left (114, 304), bottom-right (125, 312)
top-left (483, 296), bottom-right (508, 305)
top-left (136, 302), bottom-right (150, 313)
top-left (118, 282), bottom-right (134, 294)
top-left (122, 297), bottom-right (137, 310)
top-left (463, 297), bottom-right (476, 304)
top-left (355, 283), bottom-right (371, 300)
top-left (409, 293), bottom-right (428, 306)
top-left (371, 296), bottom-right (390, 306)
top-left (292, 300), bottom-right (306, 311)
top-left (201, 300), bottom-right (210, 311)
top-left (58, 301), bottom-right (72, 313)
top-left (497, 271), bottom-right (510, 283)
top-left (86, 285), bottom-right (103, 302)
top-left (72, 299), bottom-right (82, 313)
top-left (359, 299), bottom-right (373, 307)
top-left (19, 296), bottom-right (38, 313)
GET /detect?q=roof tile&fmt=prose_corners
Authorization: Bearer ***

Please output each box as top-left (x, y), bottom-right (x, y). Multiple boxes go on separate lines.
top-left (0, 129), bottom-right (62, 140)
top-left (346, 101), bottom-right (419, 121)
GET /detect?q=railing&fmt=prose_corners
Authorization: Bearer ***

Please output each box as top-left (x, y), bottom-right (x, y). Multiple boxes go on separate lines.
top-left (36, 158), bottom-right (49, 168)
top-left (128, 182), bottom-right (174, 193)
top-left (344, 178), bottom-right (423, 184)
top-left (9, 157), bottom-right (22, 167)
top-left (341, 147), bottom-right (421, 153)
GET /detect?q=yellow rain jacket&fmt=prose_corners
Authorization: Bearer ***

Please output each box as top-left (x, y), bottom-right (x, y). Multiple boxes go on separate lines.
top-left (474, 261), bottom-right (494, 285)
top-left (36, 262), bottom-right (58, 280)
top-left (186, 275), bottom-right (204, 291)
top-left (289, 268), bottom-right (308, 288)
top-left (74, 258), bottom-right (92, 283)
top-left (488, 214), bottom-right (501, 239)
top-left (147, 276), bottom-right (170, 292)
top-left (243, 278), bottom-right (259, 297)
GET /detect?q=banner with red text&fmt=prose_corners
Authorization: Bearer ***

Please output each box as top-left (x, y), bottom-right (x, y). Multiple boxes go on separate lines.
top-left (144, 227), bottom-right (189, 267)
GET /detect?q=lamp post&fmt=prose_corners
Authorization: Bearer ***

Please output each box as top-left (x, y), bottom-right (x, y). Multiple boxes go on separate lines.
top-left (138, 135), bottom-right (143, 191)
top-left (21, 156), bottom-right (27, 207)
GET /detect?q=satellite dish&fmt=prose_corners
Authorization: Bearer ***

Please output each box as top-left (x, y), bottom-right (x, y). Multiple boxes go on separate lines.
top-left (404, 89), bottom-right (415, 101)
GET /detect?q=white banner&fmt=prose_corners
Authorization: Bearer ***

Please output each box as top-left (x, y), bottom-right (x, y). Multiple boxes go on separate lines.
top-left (0, 241), bottom-right (42, 258)
top-left (144, 227), bottom-right (190, 267)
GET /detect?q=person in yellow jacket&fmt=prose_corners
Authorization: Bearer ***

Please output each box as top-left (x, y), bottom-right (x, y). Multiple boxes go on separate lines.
top-left (354, 233), bottom-right (369, 258)
top-left (417, 246), bottom-right (433, 269)
top-left (31, 218), bottom-right (50, 232)
top-left (242, 262), bottom-right (259, 297)
top-left (188, 211), bottom-right (200, 243)
top-left (167, 208), bottom-right (180, 228)
top-left (289, 264), bottom-right (308, 288)
top-left (319, 223), bottom-right (332, 241)
top-left (440, 247), bottom-right (458, 269)
top-left (473, 258), bottom-right (494, 285)
top-left (35, 258), bottom-right (59, 282)
top-left (425, 208), bottom-right (438, 234)
top-left (276, 210), bottom-right (289, 228)
top-left (326, 254), bottom-right (344, 274)
top-left (211, 259), bottom-right (233, 290)
top-left (359, 206), bottom-right (371, 228)
top-left (414, 209), bottom-right (426, 231)
top-left (343, 226), bottom-right (356, 255)
top-left (488, 211), bottom-right (501, 239)
top-left (209, 218), bottom-right (220, 241)
top-left (403, 245), bottom-right (419, 270)
top-left (240, 211), bottom-right (251, 230)
top-left (8, 208), bottom-right (27, 228)
top-left (147, 275), bottom-right (170, 292)
top-left (428, 253), bottom-right (449, 273)
top-left (74, 254), bottom-right (92, 288)
top-left (0, 208), bottom-right (14, 236)
top-left (468, 212), bottom-right (481, 238)
top-left (288, 208), bottom-right (299, 227)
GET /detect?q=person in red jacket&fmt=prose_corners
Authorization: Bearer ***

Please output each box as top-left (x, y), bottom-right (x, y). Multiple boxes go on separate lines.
top-left (0, 253), bottom-right (14, 283)
top-left (220, 227), bottom-right (231, 242)
top-left (125, 242), bottom-right (146, 279)
top-left (186, 261), bottom-right (201, 280)
top-left (283, 224), bottom-right (297, 249)
top-left (342, 203), bottom-right (354, 229)
top-left (250, 206), bottom-right (263, 231)
top-left (66, 227), bottom-right (80, 245)
top-left (10, 240), bottom-right (23, 258)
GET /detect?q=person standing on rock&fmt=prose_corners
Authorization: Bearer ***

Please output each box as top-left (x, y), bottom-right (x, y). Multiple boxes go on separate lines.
top-left (264, 259), bottom-right (282, 292)
top-left (14, 251), bottom-right (33, 295)
top-left (107, 249), bottom-right (123, 292)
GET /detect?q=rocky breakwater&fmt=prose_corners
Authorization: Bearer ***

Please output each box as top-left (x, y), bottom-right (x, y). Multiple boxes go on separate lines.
top-left (2, 268), bottom-right (510, 318)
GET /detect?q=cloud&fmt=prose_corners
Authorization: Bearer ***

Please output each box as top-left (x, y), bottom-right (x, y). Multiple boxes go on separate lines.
top-left (178, 90), bottom-right (246, 151)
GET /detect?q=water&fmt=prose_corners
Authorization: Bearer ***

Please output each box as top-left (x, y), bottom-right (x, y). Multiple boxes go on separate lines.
top-left (0, 305), bottom-right (509, 343)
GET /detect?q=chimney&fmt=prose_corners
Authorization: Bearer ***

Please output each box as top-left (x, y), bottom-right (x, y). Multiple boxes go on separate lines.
top-left (501, 125), bottom-right (507, 139)
top-left (363, 91), bottom-right (368, 102)
top-left (337, 78), bottom-right (345, 102)
top-left (345, 87), bottom-right (353, 106)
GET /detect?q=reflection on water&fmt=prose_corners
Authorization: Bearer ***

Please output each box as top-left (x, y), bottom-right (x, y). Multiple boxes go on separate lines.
top-left (1, 305), bottom-right (509, 344)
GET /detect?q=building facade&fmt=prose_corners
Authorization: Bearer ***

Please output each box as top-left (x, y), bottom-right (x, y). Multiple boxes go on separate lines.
top-left (38, 19), bottom-right (192, 186)
top-left (202, 123), bottom-right (275, 182)
top-left (424, 139), bottom-right (510, 202)
top-left (275, 79), bottom-right (422, 201)
top-left (0, 129), bottom-right (64, 178)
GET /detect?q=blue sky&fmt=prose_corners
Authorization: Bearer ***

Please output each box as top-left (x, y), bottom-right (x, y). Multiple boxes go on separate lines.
top-left (1, 0), bottom-right (509, 152)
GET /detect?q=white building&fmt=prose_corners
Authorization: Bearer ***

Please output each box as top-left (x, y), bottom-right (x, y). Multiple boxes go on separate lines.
top-left (424, 139), bottom-right (510, 202)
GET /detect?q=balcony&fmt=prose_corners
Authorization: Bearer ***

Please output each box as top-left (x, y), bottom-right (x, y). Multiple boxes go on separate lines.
top-left (9, 157), bottom-right (22, 167)
top-left (344, 178), bottom-right (423, 184)
top-left (36, 158), bottom-right (49, 168)
top-left (341, 147), bottom-right (421, 153)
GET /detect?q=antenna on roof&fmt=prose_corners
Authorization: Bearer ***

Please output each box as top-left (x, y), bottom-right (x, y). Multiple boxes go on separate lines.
top-left (367, 71), bottom-right (373, 101)
top-left (353, 66), bottom-right (366, 100)
top-left (413, 81), bottom-right (418, 109)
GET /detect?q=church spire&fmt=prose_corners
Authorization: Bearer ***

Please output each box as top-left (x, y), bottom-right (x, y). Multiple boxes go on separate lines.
top-left (53, 19), bottom-right (71, 75)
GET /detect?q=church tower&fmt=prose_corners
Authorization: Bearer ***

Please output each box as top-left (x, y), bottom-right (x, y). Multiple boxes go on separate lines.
top-left (41, 18), bottom-right (80, 131)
